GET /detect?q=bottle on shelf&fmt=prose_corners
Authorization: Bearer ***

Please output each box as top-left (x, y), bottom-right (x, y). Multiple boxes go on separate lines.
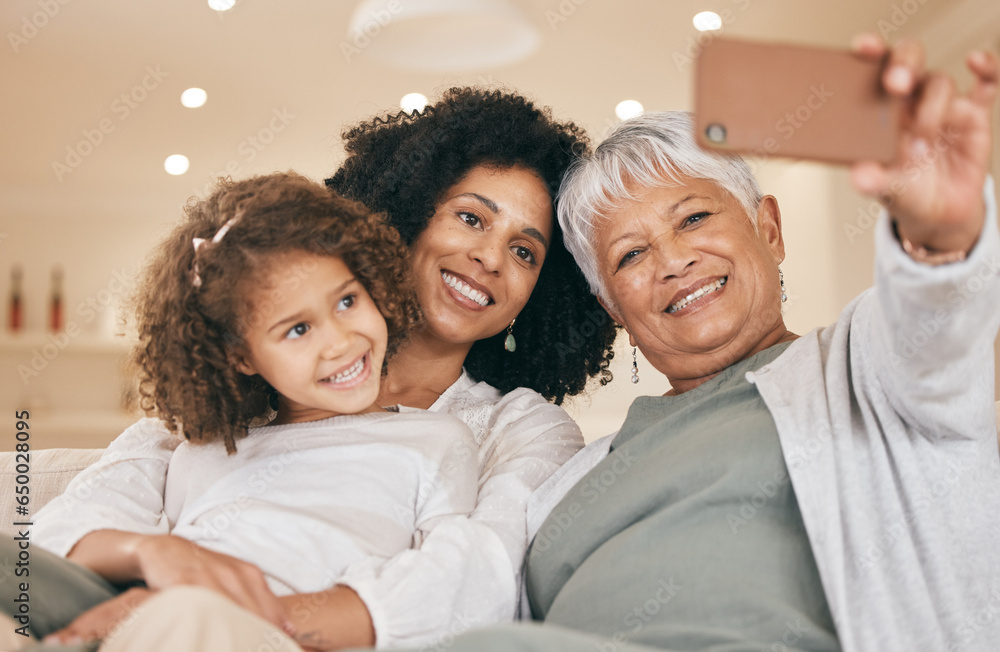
top-left (9, 265), bottom-right (22, 333)
top-left (50, 266), bottom-right (63, 332)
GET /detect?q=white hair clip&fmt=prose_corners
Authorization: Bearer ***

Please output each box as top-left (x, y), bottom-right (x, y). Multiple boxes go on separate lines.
top-left (191, 215), bottom-right (241, 288)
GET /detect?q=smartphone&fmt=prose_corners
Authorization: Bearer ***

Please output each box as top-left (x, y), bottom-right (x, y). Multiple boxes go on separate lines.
top-left (694, 37), bottom-right (901, 164)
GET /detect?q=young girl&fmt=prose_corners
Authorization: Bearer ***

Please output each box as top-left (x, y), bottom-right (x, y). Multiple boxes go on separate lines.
top-left (1, 172), bottom-right (477, 644)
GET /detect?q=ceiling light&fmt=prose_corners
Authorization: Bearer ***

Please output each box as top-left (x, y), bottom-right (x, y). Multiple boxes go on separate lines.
top-left (615, 100), bottom-right (644, 121)
top-left (693, 11), bottom-right (722, 31)
top-left (164, 155), bottom-right (190, 175)
top-left (208, 0), bottom-right (236, 11)
top-left (345, 0), bottom-right (540, 72)
top-left (400, 93), bottom-right (428, 113)
top-left (181, 88), bottom-right (208, 108)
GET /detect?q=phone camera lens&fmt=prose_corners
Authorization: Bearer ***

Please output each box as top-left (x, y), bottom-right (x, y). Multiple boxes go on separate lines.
top-left (705, 123), bottom-right (727, 143)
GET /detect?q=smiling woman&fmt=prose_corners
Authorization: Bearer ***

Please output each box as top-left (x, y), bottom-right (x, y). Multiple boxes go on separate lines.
top-left (593, 178), bottom-right (793, 392)
top-left (408, 165), bottom-right (553, 349)
top-left (328, 87), bottom-right (618, 405)
top-left (524, 42), bottom-right (1000, 650)
top-left (295, 87), bottom-right (621, 649)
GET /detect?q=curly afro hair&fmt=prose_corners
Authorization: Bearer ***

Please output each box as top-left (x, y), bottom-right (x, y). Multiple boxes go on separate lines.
top-left (326, 87), bottom-right (618, 405)
top-left (132, 172), bottom-right (421, 453)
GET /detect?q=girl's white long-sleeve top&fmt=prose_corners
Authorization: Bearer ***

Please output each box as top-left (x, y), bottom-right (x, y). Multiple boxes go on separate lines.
top-left (34, 410), bottom-right (478, 597)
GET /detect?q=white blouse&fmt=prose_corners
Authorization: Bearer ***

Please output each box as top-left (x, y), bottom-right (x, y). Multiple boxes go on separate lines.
top-left (337, 371), bottom-right (584, 647)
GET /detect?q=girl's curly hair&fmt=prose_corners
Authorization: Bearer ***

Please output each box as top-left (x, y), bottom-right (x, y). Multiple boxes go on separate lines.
top-left (132, 172), bottom-right (421, 453)
top-left (326, 87), bottom-right (618, 404)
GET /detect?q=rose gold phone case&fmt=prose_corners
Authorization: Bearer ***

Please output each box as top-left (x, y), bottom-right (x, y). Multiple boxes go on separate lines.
top-left (694, 37), bottom-right (901, 164)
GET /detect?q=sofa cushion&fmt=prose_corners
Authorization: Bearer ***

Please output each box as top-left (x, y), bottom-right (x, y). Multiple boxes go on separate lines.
top-left (0, 448), bottom-right (103, 540)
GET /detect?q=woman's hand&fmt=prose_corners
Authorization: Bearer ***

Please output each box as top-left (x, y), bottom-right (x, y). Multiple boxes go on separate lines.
top-left (133, 534), bottom-right (291, 632)
top-left (42, 587), bottom-right (152, 645)
top-left (68, 530), bottom-right (291, 634)
top-left (849, 34), bottom-right (999, 256)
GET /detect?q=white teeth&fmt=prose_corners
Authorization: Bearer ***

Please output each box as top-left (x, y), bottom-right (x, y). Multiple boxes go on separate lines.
top-left (327, 357), bottom-right (365, 384)
top-left (442, 272), bottom-right (490, 307)
top-left (667, 277), bottom-right (727, 313)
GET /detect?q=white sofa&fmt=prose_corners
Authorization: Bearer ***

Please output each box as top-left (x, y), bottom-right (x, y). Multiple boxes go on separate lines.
top-left (4, 401), bottom-right (1000, 540)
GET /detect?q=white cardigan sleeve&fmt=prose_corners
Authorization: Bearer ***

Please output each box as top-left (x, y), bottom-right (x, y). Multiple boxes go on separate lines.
top-left (869, 177), bottom-right (1000, 439)
top-left (337, 386), bottom-right (583, 649)
top-left (32, 418), bottom-right (181, 557)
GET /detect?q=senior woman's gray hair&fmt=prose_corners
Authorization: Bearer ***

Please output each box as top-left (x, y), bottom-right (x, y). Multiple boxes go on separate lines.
top-left (557, 111), bottom-right (764, 301)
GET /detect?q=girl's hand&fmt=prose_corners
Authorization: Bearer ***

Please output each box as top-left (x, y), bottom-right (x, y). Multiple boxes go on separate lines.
top-left (134, 534), bottom-right (292, 633)
top-left (849, 34), bottom-right (999, 255)
top-left (42, 587), bottom-right (152, 645)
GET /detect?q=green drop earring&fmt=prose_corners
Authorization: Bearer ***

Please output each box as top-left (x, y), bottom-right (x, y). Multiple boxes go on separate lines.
top-left (504, 318), bottom-right (517, 352)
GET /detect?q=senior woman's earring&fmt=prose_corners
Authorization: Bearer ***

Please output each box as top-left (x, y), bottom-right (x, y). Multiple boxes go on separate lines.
top-left (631, 348), bottom-right (639, 384)
top-left (504, 319), bottom-right (517, 352)
top-left (779, 268), bottom-right (787, 303)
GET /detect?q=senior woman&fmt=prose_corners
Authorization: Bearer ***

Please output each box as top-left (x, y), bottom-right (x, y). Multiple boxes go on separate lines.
top-left (402, 37), bottom-right (995, 652)
top-left (455, 39), bottom-right (1000, 652)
